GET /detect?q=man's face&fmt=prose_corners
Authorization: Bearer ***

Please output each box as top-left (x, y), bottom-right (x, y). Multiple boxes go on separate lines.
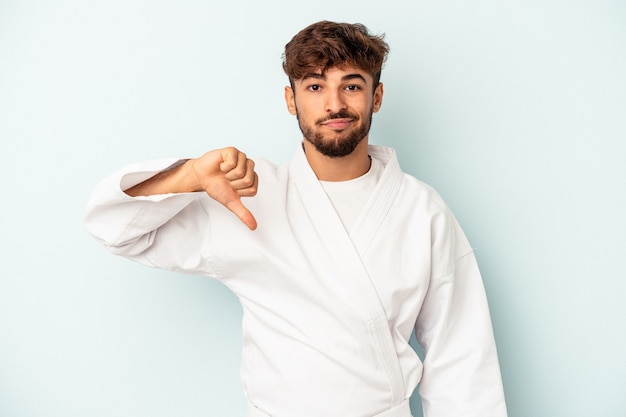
top-left (285, 66), bottom-right (383, 158)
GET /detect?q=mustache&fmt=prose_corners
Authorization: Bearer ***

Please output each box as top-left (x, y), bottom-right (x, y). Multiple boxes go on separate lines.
top-left (315, 110), bottom-right (360, 125)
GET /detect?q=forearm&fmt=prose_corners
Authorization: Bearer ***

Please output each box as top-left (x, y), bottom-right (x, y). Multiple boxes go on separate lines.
top-left (124, 159), bottom-right (200, 197)
top-left (85, 186), bottom-right (213, 273)
top-left (89, 146), bottom-right (258, 238)
top-left (85, 158), bottom-right (203, 250)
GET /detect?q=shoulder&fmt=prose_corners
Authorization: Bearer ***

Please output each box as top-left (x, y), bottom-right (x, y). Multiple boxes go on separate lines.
top-left (400, 173), bottom-right (449, 212)
top-left (371, 145), bottom-right (475, 253)
top-left (368, 144), bottom-right (450, 213)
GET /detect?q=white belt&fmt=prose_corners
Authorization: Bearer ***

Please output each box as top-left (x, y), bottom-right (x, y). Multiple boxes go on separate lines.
top-left (246, 398), bottom-right (412, 417)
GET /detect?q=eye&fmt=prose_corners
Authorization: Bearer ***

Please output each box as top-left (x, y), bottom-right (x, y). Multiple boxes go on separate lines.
top-left (345, 84), bottom-right (362, 91)
top-left (307, 84), bottom-right (321, 92)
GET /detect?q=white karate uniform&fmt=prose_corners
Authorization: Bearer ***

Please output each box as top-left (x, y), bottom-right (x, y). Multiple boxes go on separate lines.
top-left (85, 145), bottom-right (507, 417)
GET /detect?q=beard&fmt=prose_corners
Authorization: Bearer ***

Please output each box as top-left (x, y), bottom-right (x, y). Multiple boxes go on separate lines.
top-left (296, 108), bottom-right (373, 158)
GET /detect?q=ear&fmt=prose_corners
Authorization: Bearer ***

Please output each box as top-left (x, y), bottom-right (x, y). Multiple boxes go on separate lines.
top-left (284, 86), bottom-right (297, 115)
top-left (372, 82), bottom-right (384, 113)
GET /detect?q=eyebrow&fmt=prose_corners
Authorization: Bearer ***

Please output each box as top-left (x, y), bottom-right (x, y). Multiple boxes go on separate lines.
top-left (301, 73), bottom-right (368, 84)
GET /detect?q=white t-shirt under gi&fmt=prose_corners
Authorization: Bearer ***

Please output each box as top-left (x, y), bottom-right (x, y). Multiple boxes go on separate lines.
top-left (320, 156), bottom-right (383, 232)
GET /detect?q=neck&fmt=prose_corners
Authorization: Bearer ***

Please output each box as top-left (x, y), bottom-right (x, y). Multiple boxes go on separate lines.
top-left (302, 139), bottom-right (371, 181)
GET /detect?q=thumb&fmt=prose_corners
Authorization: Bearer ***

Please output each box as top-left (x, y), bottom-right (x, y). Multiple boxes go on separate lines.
top-left (224, 198), bottom-right (258, 231)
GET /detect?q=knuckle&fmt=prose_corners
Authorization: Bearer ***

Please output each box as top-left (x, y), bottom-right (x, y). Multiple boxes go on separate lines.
top-left (221, 147), bottom-right (240, 168)
top-left (243, 177), bottom-right (255, 187)
top-left (241, 186), bottom-right (257, 197)
top-left (232, 165), bottom-right (246, 178)
top-left (221, 159), bottom-right (236, 171)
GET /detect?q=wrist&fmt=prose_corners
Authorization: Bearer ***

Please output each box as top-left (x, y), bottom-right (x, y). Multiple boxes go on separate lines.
top-left (178, 158), bottom-right (205, 193)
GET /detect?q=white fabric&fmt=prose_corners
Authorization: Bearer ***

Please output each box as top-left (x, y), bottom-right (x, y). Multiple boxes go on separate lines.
top-left (247, 397), bottom-right (411, 417)
top-left (320, 156), bottom-right (383, 232)
top-left (84, 145), bottom-right (508, 417)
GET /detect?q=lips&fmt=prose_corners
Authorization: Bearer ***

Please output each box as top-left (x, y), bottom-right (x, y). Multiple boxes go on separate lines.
top-left (320, 118), bottom-right (353, 130)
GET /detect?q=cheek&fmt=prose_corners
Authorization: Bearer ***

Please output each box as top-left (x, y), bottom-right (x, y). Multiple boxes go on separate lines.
top-left (294, 102), bottom-right (315, 120)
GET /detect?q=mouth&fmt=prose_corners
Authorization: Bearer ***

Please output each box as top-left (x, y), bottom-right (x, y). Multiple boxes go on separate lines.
top-left (320, 118), bottom-right (353, 130)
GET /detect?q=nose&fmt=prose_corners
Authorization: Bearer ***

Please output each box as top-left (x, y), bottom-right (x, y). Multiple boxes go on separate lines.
top-left (325, 90), bottom-right (347, 113)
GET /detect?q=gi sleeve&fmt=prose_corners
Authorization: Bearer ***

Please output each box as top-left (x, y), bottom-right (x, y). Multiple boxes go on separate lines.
top-left (84, 159), bottom-right (217, 276)
top-left (414, 210), bottom-right (508, 417)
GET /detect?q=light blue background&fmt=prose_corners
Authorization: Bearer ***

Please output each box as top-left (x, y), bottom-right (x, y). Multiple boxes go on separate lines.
top-left (1, 1), bottom-right (625, 416)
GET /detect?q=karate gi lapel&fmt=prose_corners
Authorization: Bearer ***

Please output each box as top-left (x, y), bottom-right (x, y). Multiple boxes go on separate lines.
top-left (350, 146), bottom-right (405, 254)
top-left (289, 145), bottom-right (406, 404)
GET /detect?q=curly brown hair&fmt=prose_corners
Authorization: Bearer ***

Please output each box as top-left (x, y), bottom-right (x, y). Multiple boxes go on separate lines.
top-left (282, 21), bottom-right (389, 88)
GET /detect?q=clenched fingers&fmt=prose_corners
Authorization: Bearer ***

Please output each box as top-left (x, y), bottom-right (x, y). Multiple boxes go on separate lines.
top-left (220, 148), bottom-right (248, 179)
top-left (230, 161), bottom-right (258, 197)
top-left (219, 149), bottom-right (258, 196)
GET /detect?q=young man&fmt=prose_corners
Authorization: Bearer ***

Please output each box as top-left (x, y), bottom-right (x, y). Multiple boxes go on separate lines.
top-left (85, 21), bottom-right (507, 417)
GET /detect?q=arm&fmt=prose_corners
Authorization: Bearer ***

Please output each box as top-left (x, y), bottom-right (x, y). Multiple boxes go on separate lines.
top-left (125, 147), bottom-right (258, 230)
top-left (415, 212), bottom-right (507, 417)
top-left (84, 147), bottom-right (258, 273)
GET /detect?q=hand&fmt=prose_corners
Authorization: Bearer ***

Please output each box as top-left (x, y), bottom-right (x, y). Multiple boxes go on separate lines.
top-left (190, 147), bottom-right (258, 230)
